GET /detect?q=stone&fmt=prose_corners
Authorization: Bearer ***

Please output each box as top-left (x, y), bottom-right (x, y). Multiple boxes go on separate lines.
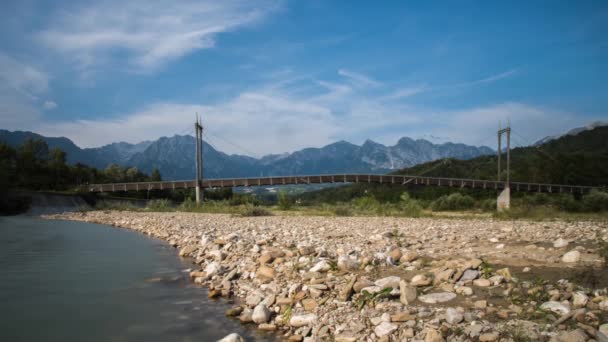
top-left (456, 286), bottom-right (473, 296)
top-left (540, 301), bottom-right (571, 315)
top-left (225, 306), bottom-right (243, 317)
top-left (551, 329), bottom-right (587, 342)
top-left (290, 314), bottom-right (317, 327)
top-left (256, 265), bottom-right (275, 281)
top-left (391, 311), bottom-right (415, 322)
top-left (572, 292), bottom-right (589, 308)
top-left (474, 300), bottom-right (487, 309)
top-left (302, 298), bottom-right (317, 311)
top-left (252, 304), bottom-right (271, 324)
top-left (562, 250), bottom-right (581, 263)
top-left (374, 322), bottom-right (397, 337)
top-left (310, 260), bottom-right (331, 273)
top-left (298, 245), bottom-right (315, 256)
top-left (375, 276), bottom-right (401, 290)
top-left (473, 278), bottom-right (491, 287)
top-left (257, 323), bottom-right (276, 331)
top-left (179, 244), bottom-right (196, 257)
top-left (459, 269), bottom-right (480, 282)
top-left (353, 278), bottom-right (374, 293)
top-left (598, 324), bottom-right (608, 342)
top-left (259, 253), bottom-right (274, 264)
top-left (424, 328), bottom-right (445, 342)
top-left (599, 300), bottom-right (608, 311)
top-left (204, 262), bottom-right (221, 278)
top-left (334, 335), bottom-right (357, 342)
top-left (337, 256), bottom-right (359, 271)
top-left (400, 251), bottom-right (418, 263)
top-left (445, 308), bottom-right (463, 324)
top-left (495, 267), bottom-right (512, 281)
top-left (217, 333), bottom-right (244, 342)
top-left (338, 276), bottom-right (357, 301)
top-left (418, 292), bottom-right (457, 304)
top-left (399, 280), bottom-right (417, 305)
top-left (246, 292), bottom-right (263, 307)
top-left (479, 332), bottom-right (499, 341)
top-left (411, 274), bottom-right (432, 287)
top-left (553, 238), bottom-right (569, 248)
top-left (388, 248), bottom-right (402, 263)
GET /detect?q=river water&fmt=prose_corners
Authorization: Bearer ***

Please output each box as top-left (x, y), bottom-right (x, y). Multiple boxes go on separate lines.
top-left (0, 216), bottom-right (275, 342)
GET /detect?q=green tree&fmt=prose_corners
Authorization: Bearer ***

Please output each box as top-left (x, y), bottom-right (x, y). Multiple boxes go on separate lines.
top-left (150, 168), bottom-right (162, 181)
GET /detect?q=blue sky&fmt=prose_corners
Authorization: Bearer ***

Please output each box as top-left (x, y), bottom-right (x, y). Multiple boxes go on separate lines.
top-left (0, 0), bottom-right (606, 155)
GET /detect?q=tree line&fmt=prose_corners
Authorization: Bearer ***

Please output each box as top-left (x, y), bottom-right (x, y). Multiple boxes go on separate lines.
top-left (0, 138), bottom-right (161, 191)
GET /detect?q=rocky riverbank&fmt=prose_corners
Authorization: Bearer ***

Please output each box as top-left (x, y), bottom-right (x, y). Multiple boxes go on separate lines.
top-left (44, 211), bottom-right (608, 342)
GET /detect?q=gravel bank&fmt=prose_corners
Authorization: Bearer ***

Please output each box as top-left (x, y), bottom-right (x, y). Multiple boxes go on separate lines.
top-left (45, 211), bottom-right (608, 342)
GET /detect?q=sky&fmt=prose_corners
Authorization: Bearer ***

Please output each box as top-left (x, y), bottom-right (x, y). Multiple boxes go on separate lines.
top-left (0, 0), bottom-right (606, 156)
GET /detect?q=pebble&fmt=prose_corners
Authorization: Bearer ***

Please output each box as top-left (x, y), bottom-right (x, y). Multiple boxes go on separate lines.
top-left (562, 250), bottom-right (581, 263)
top-left (374, 322), bottom-right (397, 337)
top-left (445, 308), bottom-right (463, 324)
top-left (252, 304), bottom-right (271, 324)
top-left (217, 333), bottom-right (244, 342)
top-left (418, 292), bottom-right (456, 304)
top-left (290, 314), bottom-right (317, 327)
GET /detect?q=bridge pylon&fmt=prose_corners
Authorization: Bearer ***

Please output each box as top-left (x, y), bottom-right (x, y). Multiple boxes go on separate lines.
top-left (195, 115), bottom-right (204, 205)
top-left (497, 123), bottom-right (511, 211)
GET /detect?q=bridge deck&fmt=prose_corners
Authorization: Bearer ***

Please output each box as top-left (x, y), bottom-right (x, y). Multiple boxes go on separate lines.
top-left (87, 174), bottom-right (597, 194)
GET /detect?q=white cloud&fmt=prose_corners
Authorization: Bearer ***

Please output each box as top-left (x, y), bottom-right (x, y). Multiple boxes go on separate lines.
top-left (38, 0), bottom-right (281, 72)
top-left (43, 100), bottom-right (57, 110)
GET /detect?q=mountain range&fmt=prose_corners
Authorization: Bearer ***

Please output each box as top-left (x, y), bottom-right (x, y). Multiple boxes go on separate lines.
top-left (0, 129), bottom-right (494, 180)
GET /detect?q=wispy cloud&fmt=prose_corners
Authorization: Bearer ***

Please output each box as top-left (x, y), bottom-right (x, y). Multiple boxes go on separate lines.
top-left (38, 0), bottom-right (282, 72)
top-left (27, 68), bottom-right (588, 155)
top-left (338, 69), bottom-right (382, 88)
top-left (453, 69), bottom-right (519, 88)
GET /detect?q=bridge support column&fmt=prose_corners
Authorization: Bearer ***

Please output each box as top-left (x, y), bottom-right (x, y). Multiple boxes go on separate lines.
top-left (497, 187), bottom-right (510, 212)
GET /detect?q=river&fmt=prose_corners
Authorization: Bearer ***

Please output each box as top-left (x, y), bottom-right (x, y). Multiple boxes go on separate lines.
top-left (0, 216), bottom-right (276, 342)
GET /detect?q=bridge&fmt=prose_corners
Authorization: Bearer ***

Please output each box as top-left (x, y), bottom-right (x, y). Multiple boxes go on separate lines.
top-left (87, 173), bottom-right (596, 194)
top-left (87, 120), bottom-right (600, 210)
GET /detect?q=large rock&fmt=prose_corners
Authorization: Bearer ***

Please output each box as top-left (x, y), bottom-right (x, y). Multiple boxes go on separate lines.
top-left (310, 260), bottom-right (331, 273)
top-left (540, 301), bottom-right (571, 315)
top-left (562, 250), bottom-right (581, 263)
top-left (572, 292), bottom-right (588, 308)
top-left (399, 280), bottom-right (417, 305)
top-left (252, 304), bottom-right (271, 324)
top-left (411, 274), bottom-right (432, 287)
top-left (418, 292), bottom-right (456, 304)
top-left (374, 321), bottom-right (397, 337)
top-left (217, 333), bottom-right (244, 342)
top-left (290, 314), bottom-right (317, 327)
top-left (204, 262), bottom-right (221, 278)
top-left (375, 276), bottom-right (401, 290)
top-left (553, 238), bottom-right (569, 248)
top-left (459, 269), bottom-right (479, 282)
top-left (445, 308), bottom-right (463, 324)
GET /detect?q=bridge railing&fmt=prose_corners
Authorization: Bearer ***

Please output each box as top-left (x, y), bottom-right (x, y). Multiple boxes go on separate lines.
top-left (87, 173), bottom-right (599, 194)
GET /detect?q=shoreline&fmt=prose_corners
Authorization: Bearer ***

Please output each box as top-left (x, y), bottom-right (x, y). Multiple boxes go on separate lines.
top-left (44, 211), bottom-right (608, 341)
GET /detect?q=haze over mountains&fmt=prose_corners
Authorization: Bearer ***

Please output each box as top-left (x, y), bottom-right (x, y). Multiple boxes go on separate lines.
top-left (0, 129), bottom-right (493, 180)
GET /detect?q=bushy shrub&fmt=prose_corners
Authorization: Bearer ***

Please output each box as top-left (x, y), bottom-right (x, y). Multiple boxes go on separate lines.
top-left (333, 204), bottom-right (352, 216)
top-left (95, 200), bottom-right (140, 211)
top-left (352, 196), bottom-right (381, 211)
top-left (430, 193), bottom-right (475, 211)
top-left (241, 205), bottom-right (272, 217)
top-left (480, 198), bottom-right (496, 211)
top-left (278, 190), bottom-right (292, 210)
top-left (582, 190), bottom-right (608, 212)
top-left (399, 192), bottom-right (423, 217)
top-left (179, 197), bottom-right (197, 211)
top-left (146, 199), bottom-right (172, 211)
